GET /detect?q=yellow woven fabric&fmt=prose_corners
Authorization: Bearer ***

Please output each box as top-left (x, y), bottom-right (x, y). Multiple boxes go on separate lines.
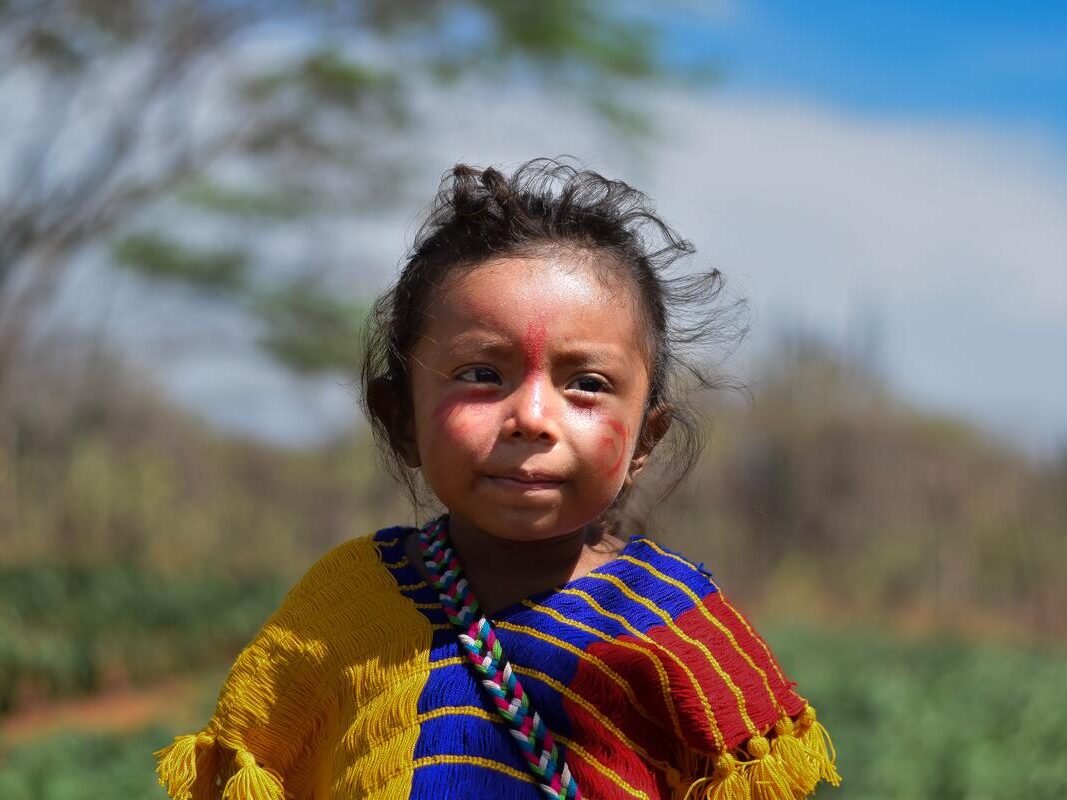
top-left (155, 528), bottom-right (840, 800)
top-left (155, 534), bottom-right (434, 800)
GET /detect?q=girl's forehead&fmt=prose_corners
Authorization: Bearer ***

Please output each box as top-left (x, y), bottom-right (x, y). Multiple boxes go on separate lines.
top-left (437, 256), bottom-right (636, 326)
top-left (414, 255), bottom-right (653, 375)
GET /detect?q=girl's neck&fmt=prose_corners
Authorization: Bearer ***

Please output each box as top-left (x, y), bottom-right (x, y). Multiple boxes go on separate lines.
top-left (409, 514), bottom-right (624, 616)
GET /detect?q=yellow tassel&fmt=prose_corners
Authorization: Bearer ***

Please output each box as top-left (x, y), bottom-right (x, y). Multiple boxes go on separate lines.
top-left (795, 705), bottom-right (842, 788)
top-left (744, 736), bottom-right (794, 800)
top-left (771, 717), bottom-right (819, 796)
top-left (154, 732), bottom-right (214, 800)
top-left (682, 752), bottom-right (751, 800)
top-left (222, 750), bottom-right (285, 800)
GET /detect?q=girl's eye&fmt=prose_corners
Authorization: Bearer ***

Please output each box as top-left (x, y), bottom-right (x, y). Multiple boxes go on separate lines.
top-left (457, 366), bottom-right (502, 385)
top-left (570, 375), bottom-right (608, 394)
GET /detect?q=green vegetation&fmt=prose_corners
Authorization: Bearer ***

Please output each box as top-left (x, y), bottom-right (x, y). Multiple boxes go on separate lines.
top-left (0, 565), bottom-right (285, 713)
top-left (779, 627), bottom-right (1067, 799)
top-left (112, 236), bottom-right (249, 293)
top-left (0, 728), bottom-right (172, 800)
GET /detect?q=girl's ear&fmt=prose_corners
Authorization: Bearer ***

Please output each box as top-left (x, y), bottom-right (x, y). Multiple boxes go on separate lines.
top-left (367, 376), bottom-right (421, 468)
top-left (626, 403), bottom-right (673, 486)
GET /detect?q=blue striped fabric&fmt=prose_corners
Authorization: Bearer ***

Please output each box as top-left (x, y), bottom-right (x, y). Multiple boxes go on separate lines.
top-left (373, 527), bottom-right (722, 799)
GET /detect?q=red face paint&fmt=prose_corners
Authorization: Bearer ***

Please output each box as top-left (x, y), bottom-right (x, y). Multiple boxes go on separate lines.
top-left (598, 417), bottom-right (629, 477)
top-left (512, 317), bottom-right (550, 425)
top-left (523, 319), bottom-right (548, 373)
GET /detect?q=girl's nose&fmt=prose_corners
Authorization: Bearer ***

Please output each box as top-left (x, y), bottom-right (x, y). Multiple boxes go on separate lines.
top-left (502, 375), bottom-right (559, 443)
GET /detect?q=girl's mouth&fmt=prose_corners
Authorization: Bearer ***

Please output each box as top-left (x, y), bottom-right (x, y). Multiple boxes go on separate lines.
top-left (486, 473), bottom-right (565, 491)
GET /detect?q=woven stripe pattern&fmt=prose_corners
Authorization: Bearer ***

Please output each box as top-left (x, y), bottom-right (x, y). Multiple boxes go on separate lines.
top-left (154, 525), bottom-right (838, 799)
top-left (417, 516), bottom-right (581, 800)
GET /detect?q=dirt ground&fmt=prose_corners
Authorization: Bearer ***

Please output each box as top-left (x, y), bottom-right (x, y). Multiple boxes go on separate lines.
top-left (0, 676), bottom-right (207, 747)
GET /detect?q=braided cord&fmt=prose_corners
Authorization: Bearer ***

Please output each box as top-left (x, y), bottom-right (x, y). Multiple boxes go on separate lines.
top-left (417, 516), bottom-right (582, 800)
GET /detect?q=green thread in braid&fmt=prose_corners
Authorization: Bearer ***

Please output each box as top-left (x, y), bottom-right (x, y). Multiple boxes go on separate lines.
top-left (417, 515), bottom-right (581, 800)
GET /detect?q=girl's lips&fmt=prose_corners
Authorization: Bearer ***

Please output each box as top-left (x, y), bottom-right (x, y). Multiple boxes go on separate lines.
top-left (486, 474), bottom-right (565, 491)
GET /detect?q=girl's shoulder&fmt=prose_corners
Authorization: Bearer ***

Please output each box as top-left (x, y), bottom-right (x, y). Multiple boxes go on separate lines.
top-left (274, 526), bottom-right (412, 611)
top-left (607, 533), bottom-right (721, 595)
top-left (265, 525), bottom-right (423, 648)
top-left (155, 525), bottom-right (424, 800)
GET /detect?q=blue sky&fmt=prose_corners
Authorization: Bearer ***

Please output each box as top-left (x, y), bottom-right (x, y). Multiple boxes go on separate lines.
top-left (663, 1), bottom-right (1067, 140)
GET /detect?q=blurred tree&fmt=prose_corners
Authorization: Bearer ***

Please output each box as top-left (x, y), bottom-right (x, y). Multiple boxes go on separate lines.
top-left (0, 0), bottom-right (715, 531)
top-left (0, 1), bottom-right (699, 394)
top-left (0, 0), bottom-right (725, 550)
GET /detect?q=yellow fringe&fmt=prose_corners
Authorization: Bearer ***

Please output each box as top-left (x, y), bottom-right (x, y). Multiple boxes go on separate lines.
top-left (744, 736), bottom-right (793, 800)
top-left (771, 716), bottom-right (818, 795)
top-left (154, 733), bottom-right (285, 800)
top-left (795, 705), bottom-right (842, 787)
top-left (682, 753), bottom-right (750, 800)
top-left (154, 732), bottom-right (215, 800)
top-left (675, 706), bottom-right (841, 800)
top-left (222, 750), bottom-right (285, 800)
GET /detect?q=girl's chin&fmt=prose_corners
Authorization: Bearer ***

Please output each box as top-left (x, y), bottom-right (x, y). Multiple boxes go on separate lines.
top-left (449, 505), bottom-right (603, 544)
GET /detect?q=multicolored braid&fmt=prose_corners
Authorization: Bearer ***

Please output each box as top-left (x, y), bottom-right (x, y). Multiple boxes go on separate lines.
top-left (417, 516), bottom-right (582, 800)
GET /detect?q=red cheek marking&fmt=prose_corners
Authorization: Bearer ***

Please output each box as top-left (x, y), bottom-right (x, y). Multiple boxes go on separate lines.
top-left (599, 418), bottom-right (629, 477)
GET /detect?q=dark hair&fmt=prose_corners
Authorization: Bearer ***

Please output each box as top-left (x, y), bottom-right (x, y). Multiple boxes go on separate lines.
top-left (360, 157), bottom-right (747, 529)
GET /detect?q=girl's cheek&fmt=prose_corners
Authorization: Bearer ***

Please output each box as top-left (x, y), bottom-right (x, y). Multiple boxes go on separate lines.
top-left (568, 406), bottom-right (629, 479)
top-left (599, 418), bottom-right (629, 478)
top-left (433, 394), bottom-right (498, 457)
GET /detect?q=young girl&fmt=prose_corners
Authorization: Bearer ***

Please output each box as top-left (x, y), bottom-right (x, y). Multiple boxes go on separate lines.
top-left (155, 160), bottom-right (839, 800)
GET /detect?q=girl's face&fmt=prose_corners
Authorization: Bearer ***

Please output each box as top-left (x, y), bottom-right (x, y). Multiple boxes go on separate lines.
top-left (407, 255), bottom-right (655, 542)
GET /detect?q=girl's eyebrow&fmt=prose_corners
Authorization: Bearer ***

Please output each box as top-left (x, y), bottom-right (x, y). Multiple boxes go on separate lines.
top-left (445, 333), bottom-right (631, 369)
top-left (553, 344), bottom-right (627, 369)
top-left (446, 332), bottom-right (516, 356)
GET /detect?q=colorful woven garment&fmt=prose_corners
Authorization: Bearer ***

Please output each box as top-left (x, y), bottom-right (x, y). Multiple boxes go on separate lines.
top-left (417, 516), bottom-right (580, 799)
top-left (155, 521), bottom-right (840, 800)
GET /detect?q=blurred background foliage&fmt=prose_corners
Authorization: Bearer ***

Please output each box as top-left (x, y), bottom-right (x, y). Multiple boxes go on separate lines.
top-left (1, 1), bottom-right (1066, 798)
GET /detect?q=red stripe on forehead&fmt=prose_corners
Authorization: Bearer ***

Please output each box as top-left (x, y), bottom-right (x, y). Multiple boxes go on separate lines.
top-left (523, 318), bottom-right (548, 372)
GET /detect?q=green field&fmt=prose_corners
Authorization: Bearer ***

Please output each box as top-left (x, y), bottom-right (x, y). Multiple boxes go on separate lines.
top-left (3, 626), bottom-right (1065, 800)
top-left (0, 564), bottom-right (286, 713)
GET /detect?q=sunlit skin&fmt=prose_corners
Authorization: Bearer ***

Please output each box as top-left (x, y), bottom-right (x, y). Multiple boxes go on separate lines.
top-left (399, 254), bottom-right (668, 614)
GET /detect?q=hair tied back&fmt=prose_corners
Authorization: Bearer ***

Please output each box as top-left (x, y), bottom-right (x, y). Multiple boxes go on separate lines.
top-left (479, 166), bottom-right (515, 219)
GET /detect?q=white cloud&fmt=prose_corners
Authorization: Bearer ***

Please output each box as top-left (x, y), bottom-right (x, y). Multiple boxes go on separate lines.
top-left (397, 83), bottom-right (1067, 453)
